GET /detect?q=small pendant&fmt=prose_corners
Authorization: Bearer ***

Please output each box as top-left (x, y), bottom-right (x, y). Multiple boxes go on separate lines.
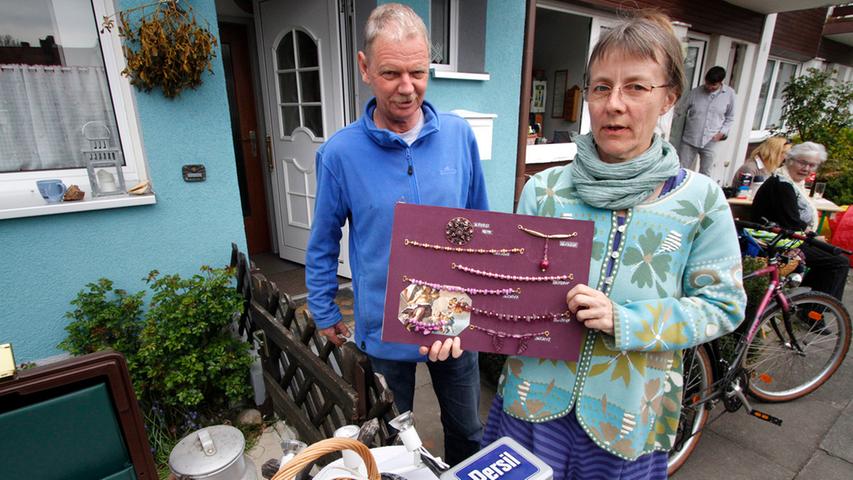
top-left (539, 259), bottom-right (550, 272)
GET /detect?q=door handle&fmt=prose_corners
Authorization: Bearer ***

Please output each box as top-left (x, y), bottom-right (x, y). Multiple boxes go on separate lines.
top-left (265, 135), bottom-right (274, 171)
top-left (243, 130), bottom-right (257, 158)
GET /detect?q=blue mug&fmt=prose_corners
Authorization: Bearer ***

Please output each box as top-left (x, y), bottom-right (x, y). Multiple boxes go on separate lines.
top-left (36, 179), bottom-right (67, 204)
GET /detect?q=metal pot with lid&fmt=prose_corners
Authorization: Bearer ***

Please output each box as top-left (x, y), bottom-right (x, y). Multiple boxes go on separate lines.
top-left (169, 425), bottom-right (257, 480)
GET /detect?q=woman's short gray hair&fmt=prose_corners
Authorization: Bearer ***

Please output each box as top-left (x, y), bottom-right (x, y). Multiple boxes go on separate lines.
top-left (787, 141), bottom-right (828, 163)
top-left (363, 3), bottom-right (429, 55)
top-left (587, 11), bottom-right (686, 101)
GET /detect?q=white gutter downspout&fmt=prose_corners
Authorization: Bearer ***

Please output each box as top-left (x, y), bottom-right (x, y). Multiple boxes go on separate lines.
top-left (733, 13), bottom-right (777, 167)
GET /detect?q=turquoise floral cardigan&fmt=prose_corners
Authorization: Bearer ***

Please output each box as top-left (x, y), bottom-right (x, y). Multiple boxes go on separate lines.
top-left (498, 166), bottom-right (746, 460)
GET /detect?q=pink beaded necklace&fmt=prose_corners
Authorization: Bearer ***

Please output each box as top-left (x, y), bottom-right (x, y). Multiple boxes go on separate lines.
top-left (403, 276), bottom-right (519, 296)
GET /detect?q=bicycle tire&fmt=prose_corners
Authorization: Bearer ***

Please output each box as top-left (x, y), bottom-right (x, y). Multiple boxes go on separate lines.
top-left (667, 345), bottom-right (713, 476)
top-left (745, 291), bottom-right (851, 402)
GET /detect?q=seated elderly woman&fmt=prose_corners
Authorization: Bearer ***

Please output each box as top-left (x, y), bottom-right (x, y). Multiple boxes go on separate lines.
top-left (731, 136), bottom-right (790, 190)
top-left (751, 142), bottom-right (849, 300)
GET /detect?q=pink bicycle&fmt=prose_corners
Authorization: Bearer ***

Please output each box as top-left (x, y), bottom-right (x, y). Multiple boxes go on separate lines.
top-left (668, 219), bottom-right (852, 475)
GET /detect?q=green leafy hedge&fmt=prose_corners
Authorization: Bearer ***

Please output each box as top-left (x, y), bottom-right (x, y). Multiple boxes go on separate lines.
top-left (59, 265), bottom-right (252, 465)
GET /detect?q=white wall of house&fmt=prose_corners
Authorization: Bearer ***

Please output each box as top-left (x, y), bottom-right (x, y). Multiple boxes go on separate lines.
top-left (731, 13), bottom-right (777, 185)
top-left (704, 35), bottom-right (760, 185)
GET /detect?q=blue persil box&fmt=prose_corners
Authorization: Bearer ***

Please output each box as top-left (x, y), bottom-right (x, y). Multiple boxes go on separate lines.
top-left (440, 437), bottom-right (553, 480)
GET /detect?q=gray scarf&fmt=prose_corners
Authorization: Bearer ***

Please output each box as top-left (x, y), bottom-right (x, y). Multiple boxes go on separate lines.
top-left (570, 133), bottom-right (680, 210)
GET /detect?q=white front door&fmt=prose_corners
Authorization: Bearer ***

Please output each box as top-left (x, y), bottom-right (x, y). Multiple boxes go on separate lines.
top-left (257, 0), bottom-right (351, 278)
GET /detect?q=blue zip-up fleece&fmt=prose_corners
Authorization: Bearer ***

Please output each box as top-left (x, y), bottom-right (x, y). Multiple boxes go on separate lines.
top-left (306, 99), bottom-right (490, 361)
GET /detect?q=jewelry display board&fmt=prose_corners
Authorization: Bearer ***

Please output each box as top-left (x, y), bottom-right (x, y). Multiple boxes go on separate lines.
top-left (382, 203), bottom-right (594, 361)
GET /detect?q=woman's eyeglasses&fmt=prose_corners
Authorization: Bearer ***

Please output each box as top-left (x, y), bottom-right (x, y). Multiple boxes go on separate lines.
top-left (583, 82), bottom-right (671, 103)
top-left (791, 158), bottom-right (821, 171)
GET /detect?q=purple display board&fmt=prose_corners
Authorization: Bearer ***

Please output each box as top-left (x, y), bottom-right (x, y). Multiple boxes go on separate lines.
top-left (382, 203), bottom-right (594, 361)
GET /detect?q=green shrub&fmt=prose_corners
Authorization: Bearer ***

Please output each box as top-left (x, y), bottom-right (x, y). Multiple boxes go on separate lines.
top-left (60, 265), bottom-right (252, 445)
top-left (778, 69), bottom-right (852, 146)
top-left (717, 256), bottom-right (769, 363)
top-left (58, 278), bottom-right (145, 366)
top-left (823, 128), bottom-right (853, 205)
top-left (742, 256), bottom-right (770, 320)
top-left (136, 266), bottom-right (252, 419)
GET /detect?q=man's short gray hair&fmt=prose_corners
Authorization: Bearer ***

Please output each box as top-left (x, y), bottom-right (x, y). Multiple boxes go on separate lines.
top-left (363, 3), bottom-right (429, 55)
top-left (787, 141), bottom-right (828, 163)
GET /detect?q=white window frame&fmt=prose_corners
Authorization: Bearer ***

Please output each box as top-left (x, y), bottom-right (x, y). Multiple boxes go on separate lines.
top-left (0, 0), bottom-right (152, 218)
top-left (429, 0), bottom-right (459, 73)
top-left (579, 13), bottom-right (620, 138)
top-left (428, 0), bottom-right (489, 80)
top-left (685, 36), bottom-right (710, 89)
top-left (752, 57), bottom-right (800, 133)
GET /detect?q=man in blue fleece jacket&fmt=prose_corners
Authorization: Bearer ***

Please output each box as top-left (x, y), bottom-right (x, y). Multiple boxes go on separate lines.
top-left (305, 3), bottom-right (488, 465)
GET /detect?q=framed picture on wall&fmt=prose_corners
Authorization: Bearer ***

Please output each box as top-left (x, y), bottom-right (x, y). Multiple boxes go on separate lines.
top-left (531, 80), bottom-right (547, 113)
top-left (551, 70), bottom-right (568, 118)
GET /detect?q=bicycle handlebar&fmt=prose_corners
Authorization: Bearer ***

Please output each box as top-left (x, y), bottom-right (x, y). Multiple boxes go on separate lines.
top-left (735, 219), bottom-right (853, 256)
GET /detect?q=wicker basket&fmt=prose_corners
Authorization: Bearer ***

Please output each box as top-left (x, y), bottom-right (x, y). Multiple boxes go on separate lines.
top-left (271, 438), bottom-right (380, 480)
top-left (779, 258), bottom-right (801, 277)
top-left (751, 256), bottom-right (801, 278)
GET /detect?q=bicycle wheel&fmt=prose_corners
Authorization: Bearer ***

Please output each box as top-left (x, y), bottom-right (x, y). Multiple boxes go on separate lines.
top-left (667, 345), bottom-right (713, 476)
top-left (746, 291), bottom-right (851, 402)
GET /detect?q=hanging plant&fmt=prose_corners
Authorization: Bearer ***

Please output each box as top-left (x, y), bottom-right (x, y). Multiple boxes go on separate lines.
top-left (102, 1), bottom-right (218, 98)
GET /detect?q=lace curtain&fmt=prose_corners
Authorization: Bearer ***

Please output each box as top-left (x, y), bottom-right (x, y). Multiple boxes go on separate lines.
top-left (0, 65), bottom-right (120, 173)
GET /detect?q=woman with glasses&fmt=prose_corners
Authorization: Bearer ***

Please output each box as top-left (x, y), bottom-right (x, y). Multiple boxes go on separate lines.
top-left (752, 142), bottom-right (848, 300)
top-left (479, 11), bottom-right (746, 479)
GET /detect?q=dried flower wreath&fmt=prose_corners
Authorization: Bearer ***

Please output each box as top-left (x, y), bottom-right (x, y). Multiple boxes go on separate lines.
top-left (102, 1), bottom-right (217, 98)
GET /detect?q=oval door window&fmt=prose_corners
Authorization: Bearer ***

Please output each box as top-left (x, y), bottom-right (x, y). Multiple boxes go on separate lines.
top-left (275, 29), bottom-right (324, 138)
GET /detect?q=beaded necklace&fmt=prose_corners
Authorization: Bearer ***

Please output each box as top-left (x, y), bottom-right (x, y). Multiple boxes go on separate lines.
top-left (406, 317), bottom-right (449, 335)
top-left (470, 306), bottom-right (570, 323)
top-left (403, 276), bottom-right (519, 296)
top-left (405, 239), bottom-right (524, 255)
top-left (467, 324), bottom-right (550, 354)
top-left (451, 263), bottom-right (574, 282)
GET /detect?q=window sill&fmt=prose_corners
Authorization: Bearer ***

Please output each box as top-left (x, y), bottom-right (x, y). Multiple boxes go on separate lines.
top-left (525, 142), bottom-right (577, 164)
top-left (0, 189), bottom-right (156, 220)
top-left (431, 69), bottom-right (490, 81)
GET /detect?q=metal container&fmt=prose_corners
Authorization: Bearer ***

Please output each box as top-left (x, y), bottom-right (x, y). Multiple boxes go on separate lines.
top-left (169, 425), bottom-right (257, 480)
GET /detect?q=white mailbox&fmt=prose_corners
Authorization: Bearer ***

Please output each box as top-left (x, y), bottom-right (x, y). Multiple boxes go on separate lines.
top-left (451, 109), bottom-right (497, 161)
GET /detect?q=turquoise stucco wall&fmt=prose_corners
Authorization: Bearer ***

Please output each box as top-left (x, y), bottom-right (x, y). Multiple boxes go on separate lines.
top-left (0, 0), bottom-right (247, 363)
top-left (381, 0), bottom-right (526, 213)
top-left (428, 0), bottom-right (525, 213)
top-left (1, 0), bottom-right (524, 362)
